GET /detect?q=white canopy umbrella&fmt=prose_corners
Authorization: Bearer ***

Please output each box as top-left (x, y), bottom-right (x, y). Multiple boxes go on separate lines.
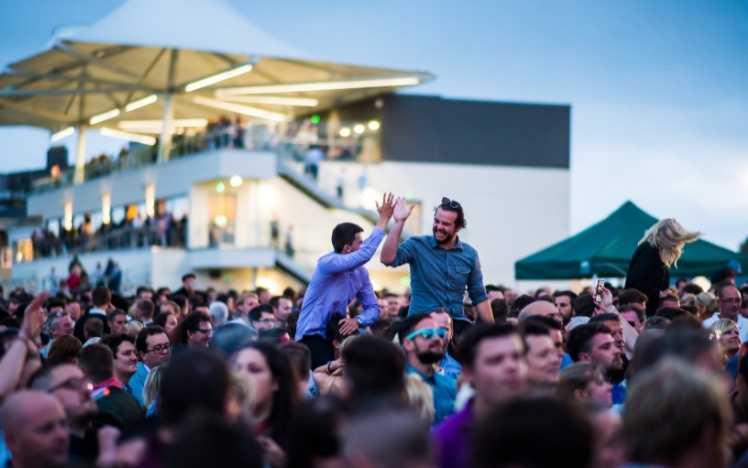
top-left (0, 0), bottom-right (433, 183)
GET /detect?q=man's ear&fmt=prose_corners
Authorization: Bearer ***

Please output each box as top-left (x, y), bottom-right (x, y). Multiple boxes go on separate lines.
top-left (341, 244), bottom-right (352, 254)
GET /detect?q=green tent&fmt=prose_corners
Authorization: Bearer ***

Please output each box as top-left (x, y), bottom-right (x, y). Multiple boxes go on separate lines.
top-left (515, 201), bottom-right (747, 279)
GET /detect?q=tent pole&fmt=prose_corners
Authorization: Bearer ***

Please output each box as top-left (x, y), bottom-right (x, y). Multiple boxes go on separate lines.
top-left (73, 126), bottom-right (87, 185)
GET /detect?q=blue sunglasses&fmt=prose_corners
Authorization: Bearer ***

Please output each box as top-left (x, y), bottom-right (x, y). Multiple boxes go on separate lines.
top-left (406, 327), bottom-right (448, 341)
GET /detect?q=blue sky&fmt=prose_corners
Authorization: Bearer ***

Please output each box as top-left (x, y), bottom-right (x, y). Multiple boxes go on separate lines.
top-left (1, 0), bottom-right (746, 249)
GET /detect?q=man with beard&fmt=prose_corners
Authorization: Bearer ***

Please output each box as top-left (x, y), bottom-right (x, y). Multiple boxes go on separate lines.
top-left (30, 363), bottom-right (101, 464)
top-left (567, 323), bottom-right (625, 405)
top-left (381, 197), bottom-right (493, 324)
top-left (399, 313), bottom-right (457, 426)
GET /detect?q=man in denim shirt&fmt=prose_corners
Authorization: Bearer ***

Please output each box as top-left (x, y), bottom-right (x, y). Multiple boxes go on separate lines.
top-left (295, 193), bottom-right (395, 368)
top-left (381, 197), bottom-right (493, 323)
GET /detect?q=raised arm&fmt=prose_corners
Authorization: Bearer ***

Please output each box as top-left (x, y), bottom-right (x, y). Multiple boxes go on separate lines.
top-left (380, 197), bottom-right (414, 265)
top-left (318, 193), bottom-right (395, 275)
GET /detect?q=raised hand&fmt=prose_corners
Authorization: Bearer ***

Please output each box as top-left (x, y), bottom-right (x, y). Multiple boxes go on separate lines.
top-left (20, 292), bottom-right (48, 342)
top-left (393, 197), bottom-right (414, 222)
top-left (375, 192), bottom-right (396, 228)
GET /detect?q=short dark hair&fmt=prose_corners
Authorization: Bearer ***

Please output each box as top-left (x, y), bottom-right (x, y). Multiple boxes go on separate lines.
top-left (160, 349), bottom-right (230, 426)
top-left (619, 288), bottom-right (648, 307)
top-left (656, 307), bottom-right (689, 321)
top-left (435, 197), bottom-right (466, 229)
top-left (458, 323), bottom-right (520, 368)
top-left (134, 299), bottom-right (155, 320)
top-left (182, 273), bottom-right (197, 283)
top-left (510, 295), bottom-right (535, 317)
top-left (107, 309), bottom-right (127, 322)
top-left (78, 343), bottom-right (114, 382)
top-left (589, 313), bottom-right (620, 324)
top-left (566, 323), bottom-right (611, 362)
top-left (523, 315), bottom-right (563, 331)
top-left (573, 293), bottom-right (596, 317)
top-left (490, 298), bottom-right (508, 322)
top-left (136, 325), bottom-right (167, 354)
top-left (176, 311), bottom-right (211, 345)
top-left (553, 290), bottom-right (578, 303)
top-left (331, 223), bottom-right (364, 253)
top-left (92, 286), bottom-right (111, 307)
top-left (519, 321), bottom-right (550, 354)
top-left (397, 313), bottom-right (433, 344)
top-left (249, 304), bottom-right (274, 322)
top-left (682, 283), bottom-right (704, 295)
top-left (100, 333), bottom-right (135, 358)
top-left (472, 397), bottom-right (594, 468)
top-left (342, 335), bottom-right (405, 403)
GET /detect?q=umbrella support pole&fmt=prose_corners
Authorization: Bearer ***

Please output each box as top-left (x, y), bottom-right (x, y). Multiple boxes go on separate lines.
top-left (157, 93), bottom-right (174, 163)
top-left (73, 126), bottom-right (87, 185)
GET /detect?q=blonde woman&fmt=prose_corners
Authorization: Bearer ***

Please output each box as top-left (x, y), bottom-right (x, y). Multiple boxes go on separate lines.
top-left (709, 319), bottom-right (740, 364)
top-left (143, 364), bottom-right (166, 417)
top-left (405, 373), bottom-right (435, 426)
top-left (625, 219), bottom-right (700, 316)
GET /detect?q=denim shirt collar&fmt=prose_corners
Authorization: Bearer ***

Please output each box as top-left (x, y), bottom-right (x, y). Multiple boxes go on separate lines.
top-left (428, 235), bottom-right (464, 251)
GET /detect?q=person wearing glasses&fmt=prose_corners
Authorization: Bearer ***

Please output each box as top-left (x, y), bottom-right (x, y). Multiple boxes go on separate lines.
top-left (29, 363), bottom-right (100, 465)
top-left (703, 282), bottom-right (747, 341)
top-left (381, 196), bottom-right (493, 324)
top-left (129, 325), bottom-right (171, 406)
top-left (399, 313), bottom-right (457, 426)
top-left (174, 311), bottom-right (213, 350)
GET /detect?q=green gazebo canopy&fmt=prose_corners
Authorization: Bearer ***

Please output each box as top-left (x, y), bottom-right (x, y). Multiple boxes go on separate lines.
top-left (515, 201), bottom-right (746, 280)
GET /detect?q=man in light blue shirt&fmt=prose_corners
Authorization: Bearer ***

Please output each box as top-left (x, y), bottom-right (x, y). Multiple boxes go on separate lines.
top-left (295, 193), bottom-right (395, 368)
top-left (130, 325), bottom-right (171, 406)
top-left (381, 197), bottom-right (493, 323)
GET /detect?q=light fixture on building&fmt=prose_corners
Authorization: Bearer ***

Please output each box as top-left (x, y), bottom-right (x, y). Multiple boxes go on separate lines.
top-left (192, 96), bottom-right (288, 122)
top-left (99, 128), bottom-right (156, 146)
top-left (50, 126), bottom-right (74, 142)
top-left (367, 120), bottom-right (380, 131)
top-left (339, 127), bottom-right (351, 137)
top-left (353, 124), bottom-right (365, 135)
top-left (214, 215), bottom-right (228, 227)
top-left (215, 76), bottom-right (422, 97)
top-left (118, 119), bottom-right (208, 133)
top-left (89, 109), bottom-right (121, 125)
top-left (124, 94), bottom-right (158, 112)
top-left (216, 181), bottom-right (226, 193)
top-left (185, 64), bottom-right (254, 93)
top-left (102, 192), bottom-right (111, 225)
top-left (219, 95), bottom-right (319, 107)
top-left (229, 175), bottom-right (243, 188)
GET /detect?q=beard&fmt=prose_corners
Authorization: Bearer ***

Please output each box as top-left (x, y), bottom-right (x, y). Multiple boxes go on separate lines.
top-left (417, 350), bottom-right (445, 365)
top-left (433, 227), bottom-right (456, 245)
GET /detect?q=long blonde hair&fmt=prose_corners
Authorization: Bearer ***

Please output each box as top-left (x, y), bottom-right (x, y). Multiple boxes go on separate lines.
top-left (639, 218), bottom-right (700, 267)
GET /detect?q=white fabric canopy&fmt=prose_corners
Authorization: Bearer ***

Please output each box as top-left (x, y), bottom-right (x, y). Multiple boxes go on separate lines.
top-left (55, 0), bottom-right (304, 58)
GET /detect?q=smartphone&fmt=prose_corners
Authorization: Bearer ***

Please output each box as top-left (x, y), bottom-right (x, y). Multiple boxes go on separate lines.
top-left (594, 279), bottom-right (605, 304)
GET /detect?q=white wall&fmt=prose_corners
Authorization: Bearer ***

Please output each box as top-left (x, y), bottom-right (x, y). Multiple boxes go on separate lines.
top-left (317, 160), bottom-right (571, 286)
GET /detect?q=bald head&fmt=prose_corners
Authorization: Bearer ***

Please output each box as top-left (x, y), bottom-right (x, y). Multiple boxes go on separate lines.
top-left (1, 391), bottom-right (69, 468)
top-left (519, 301), bottom-right (563, 324)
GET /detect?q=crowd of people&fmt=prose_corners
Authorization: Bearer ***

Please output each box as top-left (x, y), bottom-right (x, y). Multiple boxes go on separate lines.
top-left (0, 193), bottom-right (747, 468)
top-left (29, 212), bottom-right (188, 261)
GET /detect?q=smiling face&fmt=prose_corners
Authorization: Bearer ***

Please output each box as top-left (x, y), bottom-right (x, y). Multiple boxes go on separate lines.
top-left (432, 208), bottom-right (459, 245)
top-left (525, 334), bottom-right (562, 383)
top-left (113, 341), bottom-right (138, 380)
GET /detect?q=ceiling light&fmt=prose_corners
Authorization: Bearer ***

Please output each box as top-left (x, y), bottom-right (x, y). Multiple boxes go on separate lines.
top-left (215, 76), bottom-right (422, 97)
top-left (89, 109), bottom-right (121, 125)
top-left (118, 119), bottom-right (208, 133)
top-left (216, 181), bottom-right (225, 193)
top-left (219, 95), bottom-right (319, 107)
top-left (368, 120), bottom-right (380, 131)
top-left (339, 127), bottom-right (351, 137)
top-left (229, 175), bottom-right (243, 188)
top-left (185, 64), bottom-right (253, 93)
top-left (50, 126), bottom-right (74, 142)
top-left (125, 94), bottom-right (158, 112)
top-left (99, 127), bottom-right (156, 145)
top-left (353, 124), bottom-right (365, 135)
top-left (192, 96), bottom-right (288, 122)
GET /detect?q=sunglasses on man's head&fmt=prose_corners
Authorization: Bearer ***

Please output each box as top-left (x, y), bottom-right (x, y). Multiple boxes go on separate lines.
top-left (441, 197), bottom-right (461, 210)
top-left (406, 327), bottom-right (448, 341)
